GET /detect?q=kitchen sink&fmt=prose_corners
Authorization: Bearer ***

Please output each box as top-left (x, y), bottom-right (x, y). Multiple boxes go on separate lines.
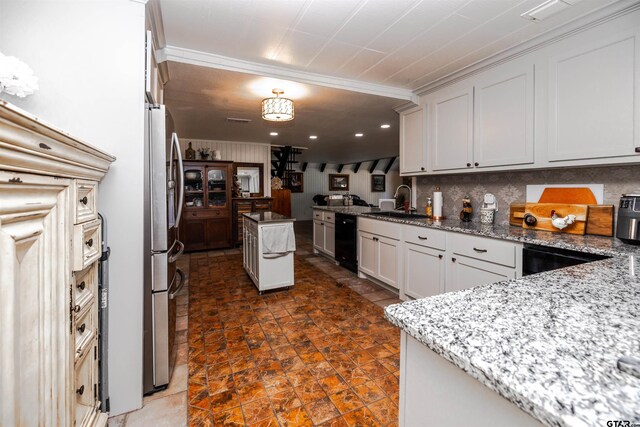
top-left (365, 211), bottom-right (430, 219)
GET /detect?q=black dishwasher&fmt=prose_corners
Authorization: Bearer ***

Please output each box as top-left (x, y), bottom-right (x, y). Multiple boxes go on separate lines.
top-left (335, 213), bottom-right (358, 273)
top-left (522, 243), bottom-right (609, 276)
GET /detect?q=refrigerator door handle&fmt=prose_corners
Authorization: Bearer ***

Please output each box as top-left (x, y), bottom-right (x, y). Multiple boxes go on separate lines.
top-left (168, 240), bottom-right (184, 264)
top-left (172, 133), bottom-right (185, 229)
top-left (169, 268), bottom-right (185, 299)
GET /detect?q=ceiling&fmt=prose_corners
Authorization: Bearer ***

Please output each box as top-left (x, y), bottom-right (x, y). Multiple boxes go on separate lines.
top-left (156, 0), bottom-right (625, 164)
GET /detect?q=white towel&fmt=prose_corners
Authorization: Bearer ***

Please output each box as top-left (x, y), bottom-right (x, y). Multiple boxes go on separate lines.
top-left (262, 223), bottom-right (296, 257)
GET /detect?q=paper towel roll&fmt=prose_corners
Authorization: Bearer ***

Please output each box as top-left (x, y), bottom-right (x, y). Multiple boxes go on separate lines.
top-left (433, 188), bottom-right (443, 217)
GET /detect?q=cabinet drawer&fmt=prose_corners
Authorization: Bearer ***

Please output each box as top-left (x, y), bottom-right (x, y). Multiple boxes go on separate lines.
top-left (322, 212), bottom-right (335, 224)
top-left (449, 233), bottom-right (518, 268)
top-left (403, 225), bottom-right (446, 250)
top-left (358, 217), bottom-right (401, 240)
top-left (75, 180), bottom-right (98, 224)
top-left (254, 200), bottom-right (272, 211)
top-left (74, 342), bottom-right (96, 426)
top-left (313, 210), bottom-right (323, 220)
top-left (186, 209), bottom-right (228, 219)
top-left (73, 219), bottom-right (101, 272)
top-left (74, 264), bottom-right (97, 315)
top-left (75, 305), bottom-right (95, 360)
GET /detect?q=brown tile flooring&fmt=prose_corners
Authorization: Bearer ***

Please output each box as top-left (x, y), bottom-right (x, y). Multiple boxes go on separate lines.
top-left (187, 222), bottom-right (401, 427)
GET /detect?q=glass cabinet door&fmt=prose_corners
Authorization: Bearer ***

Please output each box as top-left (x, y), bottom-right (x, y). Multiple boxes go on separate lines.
top-left (183, 166), bottom-right (205, 208)
top-left (206, 166), bottom-right (228, 208)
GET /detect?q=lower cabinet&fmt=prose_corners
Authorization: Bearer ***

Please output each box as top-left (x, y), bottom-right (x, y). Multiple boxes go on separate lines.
top-left (446, 255), bottom-right (517, 293)
top-left (313, 210), bottom-right (335, 257)
top-left (358, 217), bottom-right (402, 290)
top-left (404, 242), bottom-right (445, 299)
top-left (183, 216), bottom-right (231, 251)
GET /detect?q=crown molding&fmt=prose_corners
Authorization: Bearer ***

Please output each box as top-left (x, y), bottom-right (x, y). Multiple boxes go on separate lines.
top-left (414, 0), bottom-right (640, 96)
top-left (145, 0), bottom-right (166, 49)
top-left (393, 101), bottom-right (420, 113)
top-left (158, 46), bottom-right (416, 102)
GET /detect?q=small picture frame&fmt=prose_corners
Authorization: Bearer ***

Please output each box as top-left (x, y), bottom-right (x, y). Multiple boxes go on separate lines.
top-left (371, 174), bottom-right (385, 192)
top-left (241, 191), bottom-right (250, 198)
top-left (288, 172), bottom-right (304, 193)
top-left (329, 174), bottom-right (349, 191)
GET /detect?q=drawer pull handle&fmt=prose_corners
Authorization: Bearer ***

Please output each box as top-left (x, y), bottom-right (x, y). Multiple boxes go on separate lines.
top-left (418, 236), bottom-right (428, 240)
top-left (466, 163), bottom-right (471, 167)
top-left (77, 323), bottom-right (86, 334)
top-left (76, 385), bottom-right (84, 396)
top-left (86, 238), bottom-right (93, 248)
top-left (452, 257), bottom-right (456, 262)
top-left (73, 304), bottom-right (81, 314)
top-left (77, 281), bottom-right (86, 291)
top-left (438, 254), bottom-right (443, 259)
top-left (473, 247), bottom-right (487, 253)
top-left (80, 196), bottom-right (88, 205)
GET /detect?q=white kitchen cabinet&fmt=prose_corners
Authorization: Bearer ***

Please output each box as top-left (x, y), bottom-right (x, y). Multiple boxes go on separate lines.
top-left (312, 209), bottom-right (335, 258)
top-left (446, 255), bottom-right (516, 292)
top-left (399, 105), bottom-right (426, 174)
top-left (547, 27), bottom-right (640, 162)
top-left (404, 243), bottom-right (445, 299)
top-left (427, 80), bottom-right (474, 172)
top-left (474, 61), bottom-right (534, 168)
top-left (0, 101), bottom-right (113, 427)
top-left (358, 218), bottom-right (401, 290)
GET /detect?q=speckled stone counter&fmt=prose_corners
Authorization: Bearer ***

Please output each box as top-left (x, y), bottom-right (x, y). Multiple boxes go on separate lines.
top-left (310, 206), bottom-right (640, 424)
top-left (243, 211), bottom-right (295, 223)
top-left (312, 205), bottom-right (380, 216)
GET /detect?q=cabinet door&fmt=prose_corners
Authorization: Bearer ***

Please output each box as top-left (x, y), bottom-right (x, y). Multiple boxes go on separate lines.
top-left (358, 231), bottom-right (377, 277)
top-left (324, 223), bottom-right (335, 257)
top-left (377, 236), bottom-right (399, 289)
top-left (206, 218), bottom-right (231, 249)
top-left (547, 28), bottom-right (640, 161)
top-left (404, 243), bottom-right (444, 299)
top-left (446, 255), bottom-right (515, 293)
top-left (428, 81), bottom-right (474, 171)
top-left (474, 62), bottom-right (534, 168)
top-left (313, 220), bottom-right (325, 251)
top-left (400, 105), bottom-right (426, 174)
top-left (183, 219), bottom-right (207, 251)
top-left (0, 172), bottom-right (72, 427)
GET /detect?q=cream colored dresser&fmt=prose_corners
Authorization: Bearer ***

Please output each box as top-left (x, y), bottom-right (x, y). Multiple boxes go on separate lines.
top-left (0, 100), bottom-right (115, 426)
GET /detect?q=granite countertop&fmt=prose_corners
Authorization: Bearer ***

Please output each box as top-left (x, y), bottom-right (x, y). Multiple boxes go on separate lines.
top-left (312, 205), bottom-right (381, 216)
top-left (243, 211), bottom-right (295, 223)
top-left (310, 205), bottom-right (640, 424)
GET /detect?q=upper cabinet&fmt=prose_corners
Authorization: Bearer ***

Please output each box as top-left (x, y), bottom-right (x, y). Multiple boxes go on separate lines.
top-left (427, 80), bottom-right (474, 172)
top-left (547, 28), bottom-right (640, 162)
top-left (474, 61), bottom-right (534, 168)
top-left (399, 8), bottom-right (640, 176)
top-left (399, 105), bottom-right (426, 174)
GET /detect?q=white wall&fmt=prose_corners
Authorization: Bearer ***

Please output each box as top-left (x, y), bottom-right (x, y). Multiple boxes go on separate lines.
top-left (0, 0), bottom-right (146, 415)
top-left (291, 161), bottom-right (402, 220)
top-left (182, 138), bottom-right (272, 196)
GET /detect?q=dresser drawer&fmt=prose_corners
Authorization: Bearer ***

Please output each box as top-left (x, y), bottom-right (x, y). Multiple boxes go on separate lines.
top-left (73, 219), bottom-right (101, 271)
top-left (322, 211), bottom-right (335, 224)
top-left (75, 180), bottom-right (98, 224)
top-left (313, 210), bottom-right (323, 220)
top-left (74, 306), bottom-right (95, 360)
top-left (74, 342), bottom-right (96, 426)
top-left (403, 225), bottom-right (446, 250)
top-left (449, 233), bottom-right (519, 268)
top-left (186, 209), bottom-right (228, 219)
top-left (74, 264), bottom-right (97, 315)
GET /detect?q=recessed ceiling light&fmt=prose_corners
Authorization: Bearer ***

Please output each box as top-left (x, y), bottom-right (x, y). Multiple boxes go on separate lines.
top-left (270, 132), bottom-right (278, 136)
top-left (309, 135), bottom-right (317, 140)
top-left (380, 124), bottom-right (391, 129)
top-left (355, 133), bottom-right (364, 137)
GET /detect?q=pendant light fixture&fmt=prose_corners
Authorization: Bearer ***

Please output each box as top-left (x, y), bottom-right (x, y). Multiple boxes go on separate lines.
top-left (262, 88), bottom-right (294, 122)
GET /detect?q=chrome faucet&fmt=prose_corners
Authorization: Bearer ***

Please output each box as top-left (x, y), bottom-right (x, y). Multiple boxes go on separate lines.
top-left (393, 185), bottom-right (413, 211)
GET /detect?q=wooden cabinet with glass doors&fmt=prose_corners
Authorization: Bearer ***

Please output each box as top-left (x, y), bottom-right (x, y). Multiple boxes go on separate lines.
top-left (181, 160), bottom-right (233, 251)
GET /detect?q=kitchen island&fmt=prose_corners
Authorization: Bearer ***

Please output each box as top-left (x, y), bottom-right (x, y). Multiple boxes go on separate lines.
top-left (242, 212), bottom-right (296, 293)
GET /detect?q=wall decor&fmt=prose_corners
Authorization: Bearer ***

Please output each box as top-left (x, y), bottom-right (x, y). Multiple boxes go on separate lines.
top-left (329, 174), bottom-right (349, 191)
top-left (288, 172), bottom-right (304, 193)
top-left (371, 174), bottom-right (385, 192)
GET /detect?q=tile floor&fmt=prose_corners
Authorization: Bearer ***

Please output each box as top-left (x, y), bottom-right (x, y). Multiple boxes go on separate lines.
top-left (109, 221), bottom-right (402, 427)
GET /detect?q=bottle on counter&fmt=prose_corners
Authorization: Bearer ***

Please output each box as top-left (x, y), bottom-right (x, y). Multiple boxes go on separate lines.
top-left (425, 197), bottom-right (433, 218)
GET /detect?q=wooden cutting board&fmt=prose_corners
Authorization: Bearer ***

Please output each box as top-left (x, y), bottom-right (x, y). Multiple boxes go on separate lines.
top-left (510, 202), bottom-right (614, 236)
top-left (522, 203), bottom-right (588, 235)
top-left (538, 187), bottom-right (597, 204)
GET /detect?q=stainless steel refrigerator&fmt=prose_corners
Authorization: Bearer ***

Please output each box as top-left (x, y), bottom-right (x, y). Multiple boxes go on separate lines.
top-left (143, 103), bottom-right (185, 394)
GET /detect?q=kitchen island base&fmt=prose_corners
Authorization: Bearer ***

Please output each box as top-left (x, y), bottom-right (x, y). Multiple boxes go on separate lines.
top-left (400, 332), bottom-right (542, 427)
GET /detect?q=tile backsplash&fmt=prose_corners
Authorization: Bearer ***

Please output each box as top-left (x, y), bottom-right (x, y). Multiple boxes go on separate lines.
top-left (415, 165), bottom-right (640, 226)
